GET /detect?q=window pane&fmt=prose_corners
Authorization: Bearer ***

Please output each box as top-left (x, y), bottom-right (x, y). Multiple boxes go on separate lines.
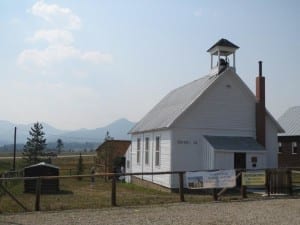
top-left (137, 138), bottom-right (140, 164)
top-left (137, 138), bottom-right (140, 150)
top-left (137, 150), bottom-right (140, 163)
top-left (155, 151), bottom-right (160, 166)
top-left (155, 136), bottom-right (160, 166)
top-left (292, 142), bottom-right (298, 154)
top-left (156, 137), bottom-right (160, 151)
top-left (145, 137), bottom-right (149, 150)
top-left (145, 150), bottom-right (149, 165)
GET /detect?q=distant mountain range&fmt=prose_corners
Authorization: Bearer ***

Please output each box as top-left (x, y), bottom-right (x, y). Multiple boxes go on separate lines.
top-left (0, 118), bottom-right (135, 148)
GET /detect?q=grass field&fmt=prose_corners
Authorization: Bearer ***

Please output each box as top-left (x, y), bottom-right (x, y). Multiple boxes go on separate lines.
top-left (0, 152), bottom-right (95, 174)
top-left (0, 156), bottom-right (280, 214)
top-left (0, 155), bottom-right (214, 213)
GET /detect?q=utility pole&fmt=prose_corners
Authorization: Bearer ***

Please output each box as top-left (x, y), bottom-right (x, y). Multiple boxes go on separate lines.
top-left (13, 127), bottom-right (17, 171)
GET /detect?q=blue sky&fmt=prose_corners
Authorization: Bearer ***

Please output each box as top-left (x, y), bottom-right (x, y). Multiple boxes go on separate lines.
top-left (0, 0), bottom-right (299, 130)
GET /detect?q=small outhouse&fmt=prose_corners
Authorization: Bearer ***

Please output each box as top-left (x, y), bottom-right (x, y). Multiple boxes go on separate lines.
top-left (24, 162), bottom-right (60, 194)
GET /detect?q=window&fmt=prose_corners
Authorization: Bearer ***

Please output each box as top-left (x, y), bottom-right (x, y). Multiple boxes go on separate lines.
top-left (278, 142), bottom-right (282, 153)
top-left (292, 142), bottom-right (298, 154)
top-left (137, 138), bottom-right (141, 164)
top-left (145, 137), bottom-right (149, 165)
top-left (155, 136), bottom-right (160, 166)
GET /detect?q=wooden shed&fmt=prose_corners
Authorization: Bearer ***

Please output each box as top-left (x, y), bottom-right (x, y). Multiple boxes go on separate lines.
top-left (95, 140), bottom-right (131, 173)
top-left (24, 162), bottom-right (60, 194)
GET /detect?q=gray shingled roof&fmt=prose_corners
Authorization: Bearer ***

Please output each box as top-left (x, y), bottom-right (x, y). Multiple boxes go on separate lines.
top-left (207, 38), bottom-right (239, 52)
top-left (129, 73), bottom-right (220, 133)
top-left (204, 136), bottom-right (265, 151)
top-left (129, 68), bottom-right (283, 134)
top-left (278, 106), bottom-right (300, 136)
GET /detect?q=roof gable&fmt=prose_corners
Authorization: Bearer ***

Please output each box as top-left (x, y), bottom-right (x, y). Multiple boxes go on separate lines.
top-left (130, 68), bottom-right (283, 134)
top-left (224, 71), bottom-right (284, 133)
top-left (278, 106), bottom-right (300, 136)
top-left (129, 73), bottom-right (220, 133)
top-left (207, 38), bottom-right (239, 52)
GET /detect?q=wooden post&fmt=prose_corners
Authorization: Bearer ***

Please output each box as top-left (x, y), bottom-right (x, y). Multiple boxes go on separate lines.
top-left (287, 169), bottom-right (293, 196)
top-left (266, 169), bottom-right (270, 197)
top-left (213, 189), bottom-right (218, 201)
top-left (240, 170), bottom-right (247, 198)
top-left (13, 127), bottom-right (17, 171)
top-left (111, 175), bottom-right (117, 206)
top-left (35, 178), bottom-right (41, 211)
top-left (241, 185), bottom-right (247, 198)
top-left (179, 172), bottom-right (185, 202)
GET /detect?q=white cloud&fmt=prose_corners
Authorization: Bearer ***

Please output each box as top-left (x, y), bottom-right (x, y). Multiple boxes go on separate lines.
top-left (17, 0), bottom-right (113, 71)
top-left (81, 51), bottom-right (113, 64)
top-left (28, 29), bottom-right (74, 44)
top-left (18, 1), bottom-right (112, 71)
top-left (18, 45), bottom-right (112, 67)
top-left (18, 45), bottom-right (80, 67)
top-left (30, 0), bottom-right (81, 30)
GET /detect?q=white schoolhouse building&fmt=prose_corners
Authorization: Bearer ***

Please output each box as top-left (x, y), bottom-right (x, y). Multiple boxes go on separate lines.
top-left (126, 39), bottom-right (284, 188)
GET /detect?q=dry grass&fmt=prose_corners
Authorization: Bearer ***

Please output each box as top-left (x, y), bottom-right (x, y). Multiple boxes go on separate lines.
top-left (0, 156), bottom-right (263, 214)
top-left (51, 154), bottom-right (96, 175)
top-left (0, 156), bottom-right (211, 213)
top-left (1, 176), bottom-right (212, 213)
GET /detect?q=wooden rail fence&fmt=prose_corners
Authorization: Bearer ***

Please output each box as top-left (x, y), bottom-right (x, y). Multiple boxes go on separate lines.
top-left (0, 168), bottom-right (299, 212)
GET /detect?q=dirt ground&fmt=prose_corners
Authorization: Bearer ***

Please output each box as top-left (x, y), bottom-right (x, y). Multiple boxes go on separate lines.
top-left (1, 198), bottom-right (299, 225)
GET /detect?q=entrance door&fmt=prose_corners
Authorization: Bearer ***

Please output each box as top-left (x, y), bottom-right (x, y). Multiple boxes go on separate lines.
top-left (234, 153), bottom-right (246, 186)
top-left (234, 153), bottom-right (246, 170)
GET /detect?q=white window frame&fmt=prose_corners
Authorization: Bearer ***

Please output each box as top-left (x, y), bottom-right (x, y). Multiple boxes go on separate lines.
top-left (155, 136), bottom-right (160, 167)
top-left (145, 137), bottom-right (149, 165)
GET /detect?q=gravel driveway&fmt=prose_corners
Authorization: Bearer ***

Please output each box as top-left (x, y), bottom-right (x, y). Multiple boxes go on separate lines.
top-left (1, 199), bottom-right (299, 225)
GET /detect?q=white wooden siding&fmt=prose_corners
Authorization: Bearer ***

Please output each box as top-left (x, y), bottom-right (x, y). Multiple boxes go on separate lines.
top-left (124, 145), bottom-right (132, 183)
top-left (214, 152), bottom-right (233, 169)
top-left (214, 151), bottom-right (266, 170)
top-left (130, 134), bottom-right (142, 179)
top-left (130, 130), bottom-right (172, 188)
top-left (246, 152), bottom-right (266, 169)
top-left (170, 130), bottom-right (214, 187)
top-left (173, 71), bottom-right (256, 137)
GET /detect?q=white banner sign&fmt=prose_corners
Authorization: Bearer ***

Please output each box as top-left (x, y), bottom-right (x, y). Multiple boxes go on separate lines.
top-left (186, 170), bottom-right (236, 189)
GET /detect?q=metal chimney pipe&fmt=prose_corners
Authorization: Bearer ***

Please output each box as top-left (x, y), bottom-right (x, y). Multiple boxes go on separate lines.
top-left (258, 61), bottom-right (262, 77)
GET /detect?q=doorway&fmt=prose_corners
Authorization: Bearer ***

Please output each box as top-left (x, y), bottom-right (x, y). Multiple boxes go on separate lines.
top-left (234, 153), bottom-right (246, 186)
top-left (234, 153), bottom-right (246, 169)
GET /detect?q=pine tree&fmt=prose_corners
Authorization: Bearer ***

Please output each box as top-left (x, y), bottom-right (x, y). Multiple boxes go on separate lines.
top-left (22, 122), bottom-right (47, 165)
top-left (56, 138), bottom-right (64, 154)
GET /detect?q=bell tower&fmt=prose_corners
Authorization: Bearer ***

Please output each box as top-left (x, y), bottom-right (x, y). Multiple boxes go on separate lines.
top-left (207, 38), bottom-right (239, 75)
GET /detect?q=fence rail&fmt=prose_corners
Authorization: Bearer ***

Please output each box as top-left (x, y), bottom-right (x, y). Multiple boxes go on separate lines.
top-left (0, 168), bottom-right (299, 213)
